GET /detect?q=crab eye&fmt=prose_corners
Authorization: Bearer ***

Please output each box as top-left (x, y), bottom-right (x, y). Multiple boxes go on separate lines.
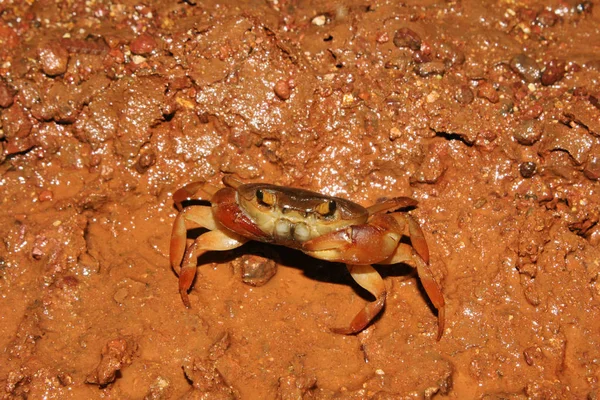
top-left (256, 189), bottom-right (276, 207)
top-left (315, 200), bottom-right (336, 217)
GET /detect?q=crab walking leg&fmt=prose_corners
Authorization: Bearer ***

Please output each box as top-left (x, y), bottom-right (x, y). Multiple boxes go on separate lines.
top-left (331, 264), bottom-right (387, 334)
top-left (383, 243), bottom-right (445, 340)
top-left (366, 197), bottom-right (418, 216)
top-left (389, 213), bottom-right (429, 264)
top-left (170, 206), bottom-right (218, 274)
top-left (415, 256), bottom-right (446, 341)
top-left (405, 214), bottom-right (430, 264)
top-left (178, 230), bottom-right (248, 308)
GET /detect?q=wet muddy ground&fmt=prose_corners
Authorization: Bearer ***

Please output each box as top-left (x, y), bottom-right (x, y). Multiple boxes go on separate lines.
top-left (1, 0), bottom-right (600, 398)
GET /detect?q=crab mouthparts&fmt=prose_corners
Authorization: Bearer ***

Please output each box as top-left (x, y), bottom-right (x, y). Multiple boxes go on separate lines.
top-left (274, 218), bottom-right (311, 242)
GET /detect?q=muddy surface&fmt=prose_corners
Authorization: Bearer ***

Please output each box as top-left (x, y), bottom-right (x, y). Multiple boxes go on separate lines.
top-left (1, 0), bottom-right (600, 398)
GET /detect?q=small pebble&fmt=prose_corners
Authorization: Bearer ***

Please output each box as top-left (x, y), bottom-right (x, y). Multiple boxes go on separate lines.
top-left (426, 91), bottom-right (440, 103)
top-left (274, 80), bottom-right (291, 100)
top-left (311, 15), bottom-right (327, 26)
top-left (478, 129), bottom-right (497, 143)
top-left (584, 59), bottom-right (600, 71)
top-left (38, 190), bottom-right (54, 202)
top-left (130, 33), bottom-right (157, 56)
top-left (436, 43), bottom-right (465, 67)
top-left (0, 80), bottom-right (15, 108)
top-left (517, 7), bottom-right (537, 23)
top-left (413, 49), bottom-right (432, 64)
top-left (584, 155), bottom-right (600, 180)
top-left (576, 1), bottom-right (593, 14)
top-left (454, 85), bottom-right (474, 104)
top-left (131, 55), bottom-right (147, 65)
top-left (393, 28), bottom-right (421, 50)
top-left (513, 120), bottom-right (542, 145)
top-left (588, 225), bottom-right (600, 246)
top-left (573, 86), bottom-right (588, 97)
top-left (38, 41), bottom-right (69, 76)
top-left (375, 32), bottom-right (389, 44)
top-left (521, 103), bottom-right (543, 120)
top-left (535, 10), bottom-right (559, 27)
top-left (32, 247), bottom-right (44, 260)
top-left (519, 162), bottom-right (537, 178)
top-left (1, 104), bottom-right (33, 139)
top-left (415, 61), bottom-right (446, 77)
top-left (239, 255), bottom-right (277, 287)
top-left (389, 127), bottom-right (402, 140)
top-left (509, 54), bottom-right (541, 83)
top-left (198, 112), bottom-right (210, 124)
top-left (541, 59), bottom-right (565, 86)
top-left (135, 151), bottom-right (156, 174)
top-left (567, 62), bottom-right (582, 73)
top-left (477, 82), bottom-right (499, 103)
top-left (590, 94), bottom-right (599, 110)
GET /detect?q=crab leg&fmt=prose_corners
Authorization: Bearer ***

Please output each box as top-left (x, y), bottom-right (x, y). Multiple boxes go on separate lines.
top-left (178, 229), bottom-right (248, 307)
top-left (382, 243), bottom-right (445, 340)
top-left (366, 197), bottom-right (418, 216)
top-left (170, 206), bottom-right (218, 274)
top-left (405, 214), bottom-right (429, 264)
top-left (331, 264), bottom-right (387, 334)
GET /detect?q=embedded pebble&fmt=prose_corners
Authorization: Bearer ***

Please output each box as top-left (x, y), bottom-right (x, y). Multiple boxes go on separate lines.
top-left (436, 43), bottom-right (465, 67)
top-left (375, 32), bottom-right (389, 44)
top-left (535, 10), bottom-right (560, 27)
top-left (519, 162), bottom-right (537, 178)
top-left (393, 28), bottom-right (421, 50)
top-left (38, 41), bottom-right (69, 76)
top-left (454, 85), bottom-right (474, 104)
top-left (590, 94), bottom-right (599, 110)
top-left (135, 151), bottom-right (156, 174)
top-left (311, 15), bottom-right (327, 26)
top-left (0, 80), bottom-right (15, 108)
top-left (584, 155), bottom-right (600, 180)
top-left (509, 54), bottom-right (541, 83)
top-left (389, 127), bottom-right (402, 140)
top-left (131, 55), bottom-right (147, 65)
top-left (415, 61), bottom-right (446, 77)
top-left (541, 59), bottom-right (565, 86)
top-left (572, 87), bottom-right (588, 97)
top-left (521, 103), bottom-right (543, 120)
top-left (32, 246), bottom-right (44, 260)
top-left (413, 49), bottom-right (432, 64)
top-left (587, 225), bottom-right (600, 246)
top-left (130, 33), bottom-right (157, 56)
top-left (513, 120), bottom-right (542, 145)
top-left (38, 190), bottom-right (54, 202)
top-left (1, 105), bottom-right (33, 139)
top-left (274, 80), bottom-right (291, 100)
top-left (584, 59), bottom-right (600, 71)
top-left (477, 82), bottom-right (499, 103)
top-left (576, 1), bottom-right (593, 14)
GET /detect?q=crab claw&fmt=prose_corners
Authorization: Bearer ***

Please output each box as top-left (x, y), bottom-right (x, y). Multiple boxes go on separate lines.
top-left (172, 181), bottom-right (220, 210)
top-left (178, 229), bottom-right (248, 307)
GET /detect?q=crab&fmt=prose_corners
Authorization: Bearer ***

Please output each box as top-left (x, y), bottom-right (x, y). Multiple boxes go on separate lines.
top-left (170, 176), bottom-right (445, 339)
